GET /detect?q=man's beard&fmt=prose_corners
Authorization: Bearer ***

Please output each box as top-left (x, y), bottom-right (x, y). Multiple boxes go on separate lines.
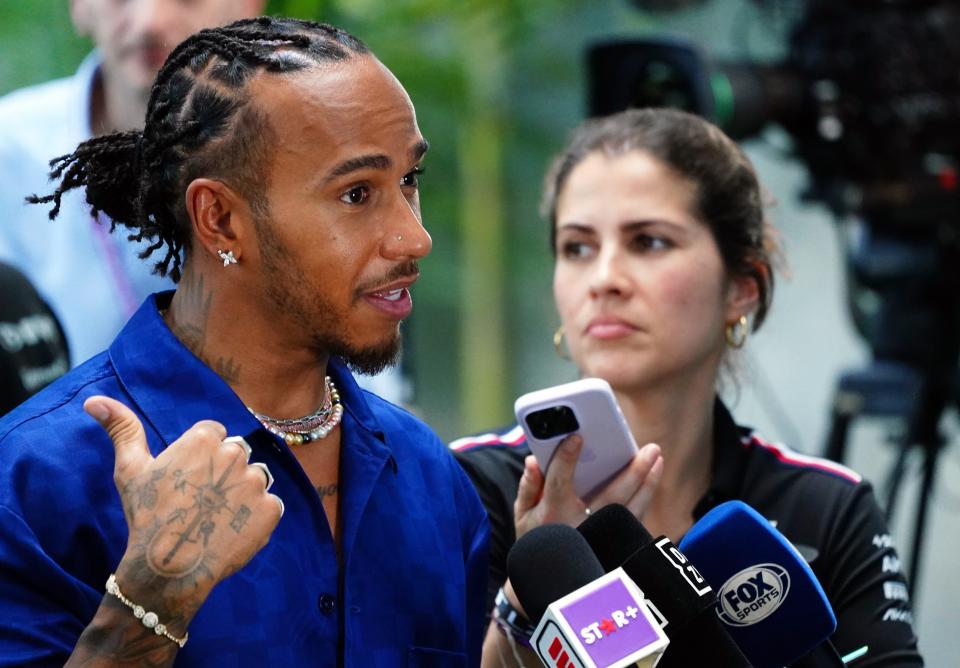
top-left (327, 333), bottom-right (401, 376)
top-left (254, 214), bottom-right (404, 375)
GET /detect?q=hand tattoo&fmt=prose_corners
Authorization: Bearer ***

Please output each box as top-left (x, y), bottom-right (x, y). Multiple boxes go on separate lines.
top-left (142, 458), bottom-right (248, 579)
top-left (135, 467), bottom-right (168, 510)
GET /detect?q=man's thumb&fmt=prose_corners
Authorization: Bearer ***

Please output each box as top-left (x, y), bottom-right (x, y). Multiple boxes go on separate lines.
top-left (84, 396), bottom-right (150, 477)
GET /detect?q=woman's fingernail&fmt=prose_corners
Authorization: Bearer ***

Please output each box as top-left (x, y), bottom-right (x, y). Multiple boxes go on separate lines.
top-left (643, 443), bottom-right (660, 461)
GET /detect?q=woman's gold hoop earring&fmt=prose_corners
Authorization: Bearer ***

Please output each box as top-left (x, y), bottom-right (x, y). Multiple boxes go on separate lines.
top-left (553, 325), bottom-right (571, 361)
top-left (725, 315), bottom-right (749, 349)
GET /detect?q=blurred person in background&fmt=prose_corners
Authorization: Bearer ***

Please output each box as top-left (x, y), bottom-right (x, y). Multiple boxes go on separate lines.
top-left (0, 0), bottom-right (264, 368)
top-left (452, 108), bottom-right (923, 667)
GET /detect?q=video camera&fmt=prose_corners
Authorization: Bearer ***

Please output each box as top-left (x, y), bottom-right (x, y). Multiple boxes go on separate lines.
top-left (588, 0), bottom-right (960, 367)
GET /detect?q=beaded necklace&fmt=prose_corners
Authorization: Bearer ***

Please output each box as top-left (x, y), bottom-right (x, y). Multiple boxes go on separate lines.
top-left (249, 376), bottom-right (343, 446)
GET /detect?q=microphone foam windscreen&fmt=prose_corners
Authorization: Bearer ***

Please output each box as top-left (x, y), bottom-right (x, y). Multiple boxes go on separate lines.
top-left (577, 503), bottom-right (654, 571)
top-left (582, 505), bottom-right (717, 628)
top-left (507, 523), bottom-right (606, 623)
top-left (679, 501), bottom-right (837, 668)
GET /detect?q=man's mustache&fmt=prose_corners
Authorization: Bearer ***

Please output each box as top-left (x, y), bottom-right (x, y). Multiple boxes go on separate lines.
top-left (354, 261), bottom-right (420, 297)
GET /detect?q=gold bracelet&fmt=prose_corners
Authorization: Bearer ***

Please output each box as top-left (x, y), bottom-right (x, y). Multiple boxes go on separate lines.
top-left (105, 574), bottom-right (189, 648)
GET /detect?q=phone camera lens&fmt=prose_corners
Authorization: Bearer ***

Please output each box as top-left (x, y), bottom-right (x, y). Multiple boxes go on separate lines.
top-left (525, 405), bottom-right (580, 440)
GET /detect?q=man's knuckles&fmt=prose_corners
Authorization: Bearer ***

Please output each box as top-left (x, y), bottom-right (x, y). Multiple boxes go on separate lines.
top-left (174, 421), bottom-right (227, 449)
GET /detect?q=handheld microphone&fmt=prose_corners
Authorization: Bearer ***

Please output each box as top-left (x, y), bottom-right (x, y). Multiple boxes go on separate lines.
top-left (507, 524), bottom-right (669, 668)
top-left (578, 505), bottom-right (752, 667)
top-left (678, 501), bottom-right (837, 668)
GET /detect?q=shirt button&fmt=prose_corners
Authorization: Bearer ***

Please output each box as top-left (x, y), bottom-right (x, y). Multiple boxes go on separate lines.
top-left (318, 594), bottom-right (336, 615)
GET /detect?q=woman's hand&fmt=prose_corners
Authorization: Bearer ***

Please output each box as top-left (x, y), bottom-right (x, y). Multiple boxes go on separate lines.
top-left (513, 435), bottom-right (663, 540)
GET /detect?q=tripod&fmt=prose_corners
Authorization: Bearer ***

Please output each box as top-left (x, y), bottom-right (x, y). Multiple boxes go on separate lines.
top-left (822, 221), bottom-right (959, 601)
top-left (824, 363), bottom-right (954, 599)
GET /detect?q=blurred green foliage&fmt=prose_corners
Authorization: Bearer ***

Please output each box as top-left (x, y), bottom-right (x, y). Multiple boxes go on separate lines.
top-left (0, 0), bottom-right (649, 439)
top-left (0, 0), bottom-right (91, 93)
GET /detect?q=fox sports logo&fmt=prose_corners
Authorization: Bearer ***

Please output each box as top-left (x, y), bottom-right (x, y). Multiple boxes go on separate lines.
top-left (717, 563), bottom-right (790, 627)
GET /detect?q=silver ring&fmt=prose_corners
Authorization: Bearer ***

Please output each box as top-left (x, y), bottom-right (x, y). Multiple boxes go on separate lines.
top-left (276, 496), bottom-right (285, 518)
top-left (250, 461), bottom-right (274, 491)
top-left (222, 436), bottom-right (252, 462)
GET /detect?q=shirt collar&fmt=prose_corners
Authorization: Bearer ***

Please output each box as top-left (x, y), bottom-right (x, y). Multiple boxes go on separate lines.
top-left (326, 357), bottom-right (386, 444)
top-left (74, 51), bottom-right (102, 142)
top-left (693, 398), bottom-right (752, 520)
top-left (109, 291), bottom-right (387, 448)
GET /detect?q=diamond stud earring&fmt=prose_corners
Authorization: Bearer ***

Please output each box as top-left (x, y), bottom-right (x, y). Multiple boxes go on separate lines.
top-left (217, 249), bottom-right (238, 267)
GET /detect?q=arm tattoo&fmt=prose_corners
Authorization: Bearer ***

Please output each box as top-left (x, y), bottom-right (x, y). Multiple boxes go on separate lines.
top-left (66, 595), bottom-right (188, 667)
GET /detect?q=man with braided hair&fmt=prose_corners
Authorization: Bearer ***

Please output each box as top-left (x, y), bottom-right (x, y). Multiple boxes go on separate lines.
top-left (0, 17), bottom-right (488, 668)
top-left (0, 0), bottom-right (265, 368)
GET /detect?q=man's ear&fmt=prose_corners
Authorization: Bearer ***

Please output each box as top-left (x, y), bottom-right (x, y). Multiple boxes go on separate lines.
top-left (69, 0), bottom-right (93, 38)
top-left (184, 178), bottom-right (250, 264)
top-left (725, 265), bottom-right (762, 324)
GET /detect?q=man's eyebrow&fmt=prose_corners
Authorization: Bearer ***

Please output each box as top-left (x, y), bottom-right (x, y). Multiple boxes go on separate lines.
top-left (325, 154), bottom-right (391, 182)
top-left (323, 140), bottom-right (428, 184)
top-left (411, 139), bottom-right (429, 161)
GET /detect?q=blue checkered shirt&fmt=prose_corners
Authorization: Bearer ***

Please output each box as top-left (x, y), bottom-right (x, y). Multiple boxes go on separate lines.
top-left (0, 292), bottom-right (489, 667)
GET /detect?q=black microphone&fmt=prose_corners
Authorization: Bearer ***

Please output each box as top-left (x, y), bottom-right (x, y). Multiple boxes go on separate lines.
top-left (508, 524), bottom-right (670, 667)
top-left (578, 505), bottom-right (753, 667)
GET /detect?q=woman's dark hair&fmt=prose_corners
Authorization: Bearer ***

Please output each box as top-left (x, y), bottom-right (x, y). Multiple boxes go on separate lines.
top-left (541, 107), bottom-right (778, 330)
top-left (28, 17), bottom-right (369, 282)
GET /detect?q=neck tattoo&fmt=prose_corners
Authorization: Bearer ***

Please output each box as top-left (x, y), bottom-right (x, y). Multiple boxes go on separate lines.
top-left (249, 376), bottom-right (343, 446)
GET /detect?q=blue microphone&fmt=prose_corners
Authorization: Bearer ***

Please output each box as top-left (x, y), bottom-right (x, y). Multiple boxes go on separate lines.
top-left (678, 501), bottom-right (837, 668)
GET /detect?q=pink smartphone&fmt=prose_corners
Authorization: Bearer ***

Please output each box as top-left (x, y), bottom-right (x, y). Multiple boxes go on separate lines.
top-left (514, 377), bottom-right (639, 499)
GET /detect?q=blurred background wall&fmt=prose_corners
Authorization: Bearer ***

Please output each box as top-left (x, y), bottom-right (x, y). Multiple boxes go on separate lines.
top-left (2, 0), bottom-right (957, 662)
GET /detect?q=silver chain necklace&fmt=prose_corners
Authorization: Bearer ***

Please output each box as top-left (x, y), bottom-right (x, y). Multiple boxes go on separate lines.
top-left (248, 376), bottom-right (343, 446)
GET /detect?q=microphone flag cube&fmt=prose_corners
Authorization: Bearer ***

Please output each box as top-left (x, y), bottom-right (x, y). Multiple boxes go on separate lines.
top-left (532, 568), bottom-right (669, 668)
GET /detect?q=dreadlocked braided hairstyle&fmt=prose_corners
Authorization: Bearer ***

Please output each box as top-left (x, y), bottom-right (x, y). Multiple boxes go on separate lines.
top-left (27, 16), bottom-right (369, 282)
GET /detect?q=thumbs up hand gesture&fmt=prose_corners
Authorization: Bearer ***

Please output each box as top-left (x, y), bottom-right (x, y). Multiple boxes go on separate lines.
top-left (83, 395), bottom-right (284, 628)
